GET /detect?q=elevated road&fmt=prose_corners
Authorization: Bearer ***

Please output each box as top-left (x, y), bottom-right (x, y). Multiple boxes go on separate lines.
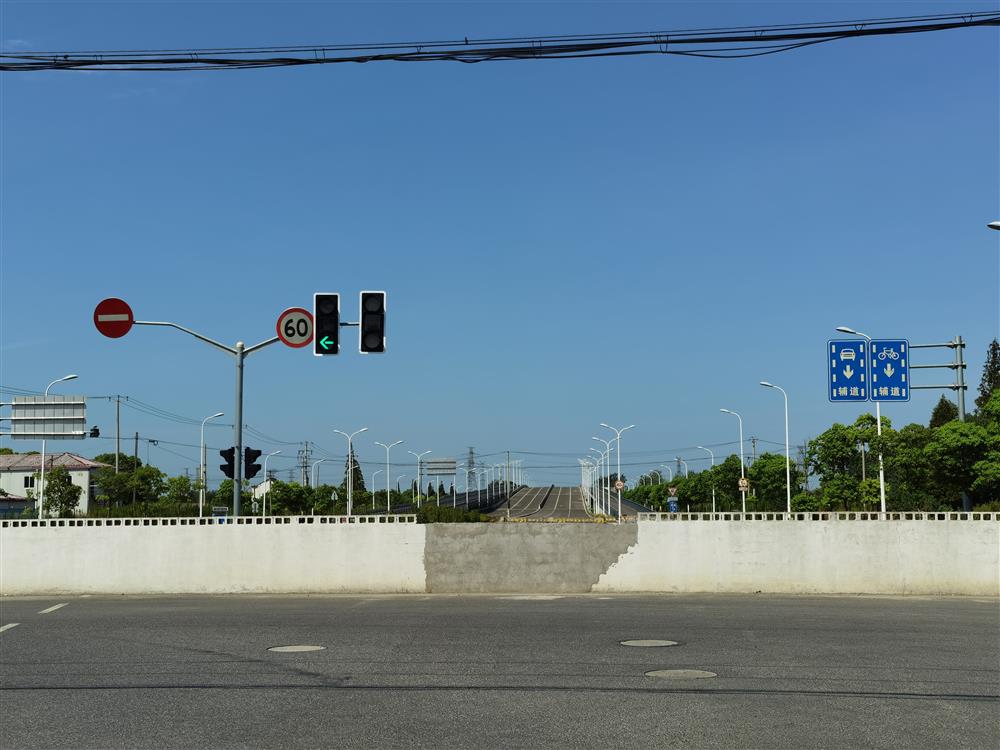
top-left (491, 485), bottom-right (591, 520)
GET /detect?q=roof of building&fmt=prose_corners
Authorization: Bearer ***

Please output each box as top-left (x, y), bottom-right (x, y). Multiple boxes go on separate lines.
top-left (0, 453), bottom-right (111, 472)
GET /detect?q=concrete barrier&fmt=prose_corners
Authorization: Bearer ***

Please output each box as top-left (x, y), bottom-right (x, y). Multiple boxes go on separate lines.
top-left (2, 514), bottom-right (996, 596)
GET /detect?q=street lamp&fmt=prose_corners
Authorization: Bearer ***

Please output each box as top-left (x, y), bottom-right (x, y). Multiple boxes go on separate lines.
top-left (696, 446), bottom-right (716, 513)
top-left (375, 440), bottom-right (404, 515)
top-left (262, 450), bottom-right (281, 515)
top-left (600, 423), bottom-right (635, 524)
top-left (38, 373), bottom-right (78, 518)
top-left (988, 221), bottom-right (1000, 230)
top-left (394, 475), bottom-right (406, 512)
top-left (588, 445), bottom-right (606, 515)
top-left (720, 408), bottom-right (746, 514)
top-left (372, 469), bottom-right (383, 512)
top-left (836, 326), bottom-right (886, 513)
top-left (334, 427), bottom-right (368, 516)
top-left (760, 381), bottom-right (792, 513)
top-left (199, 411), bottom-right (224, 517)
top-left (660, 464), bottom-right (673, 482)
top-left (408, 449), bottom-right (431, 507)
top-left (591, 437), bottom-right (614, 516)
top-left (311, 457), bottom-right (328, 489)
top-left (677, 458), bottom-right (689, 478)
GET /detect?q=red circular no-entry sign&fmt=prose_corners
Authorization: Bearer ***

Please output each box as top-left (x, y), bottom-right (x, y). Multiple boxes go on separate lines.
top-left (93, 298), bottom-right (134, 338)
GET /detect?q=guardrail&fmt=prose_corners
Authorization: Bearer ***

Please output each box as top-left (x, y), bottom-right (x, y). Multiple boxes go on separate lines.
top-left (638, 511), bottom-right (1000, 522)
top-left (0, 514), bottom-right (418, 529)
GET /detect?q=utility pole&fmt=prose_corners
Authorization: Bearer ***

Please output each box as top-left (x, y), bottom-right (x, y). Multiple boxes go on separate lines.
top-left (750, 436), bottom-right (758, 466)
top-left (298, 442), bottom-right (312, 486)
top-left (115, 395), bottom-right (122, 473)
top-left (132, 432), bottom-right (138, 505)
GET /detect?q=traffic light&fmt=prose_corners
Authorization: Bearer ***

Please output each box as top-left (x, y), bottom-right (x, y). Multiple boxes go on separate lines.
top-left (244, 447), bottom-right (263, 479)
top-left (88, 426), bottom-right (100, 438)
top-left (313, 292), bottom-right (340, 356)
top-left (359, 291), bottom-right (386, 353)
top-left (220, 447), bottom-right (235, 479)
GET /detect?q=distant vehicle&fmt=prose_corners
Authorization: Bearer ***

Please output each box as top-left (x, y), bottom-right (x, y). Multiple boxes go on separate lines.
top-left (839, 348), bottom-right (856, 361)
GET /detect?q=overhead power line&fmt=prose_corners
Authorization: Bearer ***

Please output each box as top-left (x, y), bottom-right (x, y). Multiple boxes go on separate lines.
top-left (2, 11), bottom-right (996, 72)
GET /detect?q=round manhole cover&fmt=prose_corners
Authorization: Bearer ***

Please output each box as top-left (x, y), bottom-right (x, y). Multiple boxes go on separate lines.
top-left (620, 639), bottom-right (679, 648)
top-left (267, 645), bottom-right (326, 653)
top-left (645, 669), bottom-right (716, 679)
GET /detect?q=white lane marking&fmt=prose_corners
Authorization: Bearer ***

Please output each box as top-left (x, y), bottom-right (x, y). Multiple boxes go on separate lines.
top-left (0, 623), bottom-right (20, 633)
top-left (545, 486), bottom-right (562, 518)
top-left (97, 313), bottom-right (130, 322)
top-left (38, 603), bottom-right (68, 614)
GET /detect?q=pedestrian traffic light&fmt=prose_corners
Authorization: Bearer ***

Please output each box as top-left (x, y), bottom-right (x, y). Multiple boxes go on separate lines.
top-left (359, 291), bottom-right (386, 353)
top-left (313, 292), bottom-right (340, 356)
top-left (220, 447), bottom-right (235, 479)
top-left (244, 447), bottom-right (263, 479)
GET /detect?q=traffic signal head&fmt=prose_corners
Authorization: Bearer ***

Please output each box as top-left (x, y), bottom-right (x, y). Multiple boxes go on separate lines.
top-left (220, 447), bottom-right (236, 479)
top-left (313, 293), bottom-right (340, 356)
top-left (244, 447), bottom-right (263, 479)
top-left (89, 426), bottom-right (100, 438)
top-left (359, 291), bottom-right (386, 353)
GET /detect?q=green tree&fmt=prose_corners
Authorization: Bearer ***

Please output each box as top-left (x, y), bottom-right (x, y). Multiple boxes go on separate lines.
top-left (748, 453), bottom-right (803, 511)
top-left (342, 446), bottom-right (366, 493)
top-left (93, 467), bottom-right (133, 510)
top-left (929, 396), bottom-right (958, 428)
top-left (923, 421), bottom-right (989, 507)
top-left (93, 453), bottom-right (142, 473)
top-left (970, 391), bottom-right (1000, 503)
top-left (976, 338), bottom-right (1000, 412)
top-left (41, 466), bottom-right (82, 518)
top-left (130, 466), bottom-right (167, 504)
top-left (0, 447), bottom-right (14, 455)
top-left (164, 475), bottom-right (198, 508)
top-left (884, 423), bottom-right (938, 510)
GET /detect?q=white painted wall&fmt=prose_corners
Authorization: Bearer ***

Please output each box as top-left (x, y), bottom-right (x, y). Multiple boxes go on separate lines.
top-left (594, 520), bottom-right (1000, 596)
top-left (1, 521), bottom-right (427, 594)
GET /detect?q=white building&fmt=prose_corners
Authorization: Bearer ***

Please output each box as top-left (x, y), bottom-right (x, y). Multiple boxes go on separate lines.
top-left (0, 453), bottom-right (110, 515)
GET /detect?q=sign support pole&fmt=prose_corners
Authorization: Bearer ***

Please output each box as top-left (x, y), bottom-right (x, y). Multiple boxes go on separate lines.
top-left (132, 320), bottom-right (279, 517)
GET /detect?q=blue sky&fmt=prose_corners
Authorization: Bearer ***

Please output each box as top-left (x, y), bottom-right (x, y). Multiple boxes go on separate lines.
top-left (1, 1), bottom-right (998, 488)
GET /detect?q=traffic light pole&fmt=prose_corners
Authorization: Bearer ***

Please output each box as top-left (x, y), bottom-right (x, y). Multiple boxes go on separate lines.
top-left (133, 320), bottom-right (279, 517)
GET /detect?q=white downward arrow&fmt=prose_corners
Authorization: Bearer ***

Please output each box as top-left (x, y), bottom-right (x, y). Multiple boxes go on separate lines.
top-left (843, 365), bottom-right (854, 379)
top-left (884, 363), bottom-right (895, 378)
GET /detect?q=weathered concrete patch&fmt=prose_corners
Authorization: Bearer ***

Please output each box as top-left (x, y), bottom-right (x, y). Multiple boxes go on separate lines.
top-left (424, 523), bottom-right (638, 593)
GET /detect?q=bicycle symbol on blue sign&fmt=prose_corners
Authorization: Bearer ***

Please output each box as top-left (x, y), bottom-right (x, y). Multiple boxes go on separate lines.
top-left (869, 340), bottom-right (909, 402)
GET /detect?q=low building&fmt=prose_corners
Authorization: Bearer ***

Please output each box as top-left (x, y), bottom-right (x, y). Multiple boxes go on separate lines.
top-left (0, 453), bottom-right (110, 515)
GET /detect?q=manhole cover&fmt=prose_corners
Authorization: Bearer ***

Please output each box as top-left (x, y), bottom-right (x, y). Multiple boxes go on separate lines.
top-left (620, 639), bottom-right (679, 647)
top-left (267, 645), bottom-right (326, 653)
top-left (645, 669), bottom-right (716, 679)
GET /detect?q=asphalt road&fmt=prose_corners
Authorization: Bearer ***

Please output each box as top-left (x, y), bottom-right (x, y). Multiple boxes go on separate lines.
top-left (1, 594), bottom-right (996, 749)
top-left (494, 486), bottom-right (591, 520)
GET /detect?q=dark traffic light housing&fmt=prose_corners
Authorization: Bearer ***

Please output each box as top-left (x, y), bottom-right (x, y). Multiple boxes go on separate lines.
top-left (220, 447), bottom-right (235, 479)
top-left (244, 447), bottom-right (263, 479)
top-left (359, 291), bottom-right (386, 353)
top-left (313, 292), bottom-right (340, 356)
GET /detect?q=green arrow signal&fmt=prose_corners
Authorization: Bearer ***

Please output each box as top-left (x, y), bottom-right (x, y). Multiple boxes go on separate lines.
top-left (320, 336), bottom-right (334, 351)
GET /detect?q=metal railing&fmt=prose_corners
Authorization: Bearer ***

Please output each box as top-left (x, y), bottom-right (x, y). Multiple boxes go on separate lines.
top-left (0, 514), bottom-right (418, 529)
top-left (638, 511), bottom-right (999, 522)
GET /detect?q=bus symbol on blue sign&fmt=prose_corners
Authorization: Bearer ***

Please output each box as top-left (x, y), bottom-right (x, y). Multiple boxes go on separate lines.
top-left (828, 340), bottom-right (868, 402)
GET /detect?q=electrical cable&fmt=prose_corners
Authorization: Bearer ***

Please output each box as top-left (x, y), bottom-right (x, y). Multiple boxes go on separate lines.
top-left (2, 11), bottom-right (995, 72)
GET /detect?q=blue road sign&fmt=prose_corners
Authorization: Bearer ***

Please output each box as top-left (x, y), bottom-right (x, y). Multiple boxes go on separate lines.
top-left (828, 340), bottom-right (868, 402)
top-left (869, 339), bottom-right (910, 401)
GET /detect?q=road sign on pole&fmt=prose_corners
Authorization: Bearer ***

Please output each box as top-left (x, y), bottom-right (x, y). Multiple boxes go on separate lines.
top-left (828, 340), bottom-right (868, 402)
top-left (737, 477), bottom-right (750, 493)
top-left (276, 307), bottom-right (314, 348)
top-left (94, 298), bottom-right (134, 338)
top-left (869, 339), bottom-right (910, 402)
top-left (615, 479), bottom-right (625, 490)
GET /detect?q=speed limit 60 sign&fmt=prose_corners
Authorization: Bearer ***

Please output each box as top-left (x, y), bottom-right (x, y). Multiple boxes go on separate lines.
top-left (276, 308), bottom-right (314, 348)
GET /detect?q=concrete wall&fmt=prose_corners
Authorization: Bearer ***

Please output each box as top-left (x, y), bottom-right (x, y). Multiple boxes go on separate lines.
top-left (2, 518), bottom-right (996, 596)
top-left (425, 523), bottom-right (636, 593)
top-left (594, 520), bottom-right (1000, 596)
top-left (0, 521), bottom-right (426, 595)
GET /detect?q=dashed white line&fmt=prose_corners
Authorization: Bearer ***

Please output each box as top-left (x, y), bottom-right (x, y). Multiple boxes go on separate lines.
top-left (38, 603), bottom-right (68, 614)
top-left (0, 623), bottom-right (20, 633)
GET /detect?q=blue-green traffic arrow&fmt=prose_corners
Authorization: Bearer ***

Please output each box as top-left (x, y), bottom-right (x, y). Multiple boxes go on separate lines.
top-left (320, 336), bottom-right (334, 350)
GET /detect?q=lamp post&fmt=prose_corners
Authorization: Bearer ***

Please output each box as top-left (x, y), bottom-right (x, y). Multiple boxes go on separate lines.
top-left (262, 450), bottom-right (280, 515)
top-left (696, 446), bottom-right (716, 513)
top-left (38, 373), bottom-right (78, 519)
top-left (460, 467), bottom-right (471, 508)
top-left (720, 408), bottom-right (746, 513)
top-left (988, 221), bottom-right (1000, 230)
top-left (588, 446), bottom-right (606, 515)
top-left (375, 440), bottom-right (403, 515)
top-left (394, 475), bottom-right (406, 512)
top-left (199, 411), bottom-right (224, 517)
top-left (372, 469), bottom-right (383, 512)
top-left (660, 464), bottom-right (673, 482)
top-left (407, 450), bottom-right (431, 508)
top-left (760, 381), bottom-right (792, 513)
top-left (591, 437), bottom-right (614, 516)
top-left (311, 458), bottom-right (328, 489)
top-left (836, 326), bottom-right (886, 513)
top-left (600, 423), bottom-right (635, 524)
top-left (678, 458), bottom-right (689, 478)
top-left (334, 427), bottom-right (368, 516)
